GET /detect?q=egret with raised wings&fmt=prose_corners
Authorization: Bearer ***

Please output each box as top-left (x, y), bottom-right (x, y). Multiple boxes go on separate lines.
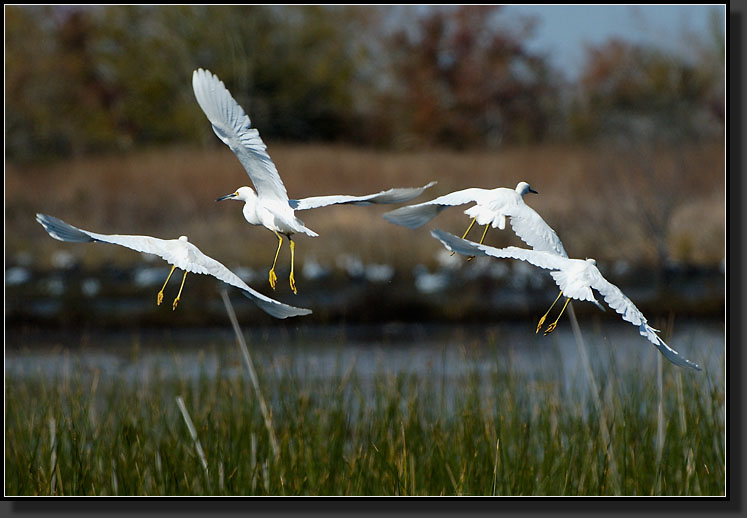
top-left (385, 180), bottom-right (573, 328)
top-left (383, 181), bottom-right (566, 256)
top-left (36, 214), bottom-right (312, 319)
top-left (431, 229), bottom-right (701, 371)
top-left (192, 68), bottom-right (435, 294)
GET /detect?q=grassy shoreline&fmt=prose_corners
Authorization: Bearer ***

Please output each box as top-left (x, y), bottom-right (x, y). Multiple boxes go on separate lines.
top-left (5, 320), bottom-right (725, 496)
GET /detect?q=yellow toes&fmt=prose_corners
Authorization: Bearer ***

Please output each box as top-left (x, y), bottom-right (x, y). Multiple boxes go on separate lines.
top-left (543, 322), bottom-right (557, 335)
top-left (269, 269), bottom-right (278, 289)
top-left (536, 316), bottom-right (546, 334)
top-left (290, 273), bottom-right (297, 295)
top-left (172, 297), bottom-right (180, 311)
top-left (157, 291), bottom-right (164, 306)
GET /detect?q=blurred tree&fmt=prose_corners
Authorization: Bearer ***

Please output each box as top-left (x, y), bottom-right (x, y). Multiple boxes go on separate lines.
top-left (5, 5), bottom-right (379, 162)
top-left (5, 5), bottom-right (723, 162)
top-left (569, 33), bottom-right (724, 143)
top-left (381, 5), bottom-right (560, 148)
top-left (6, 6), bottom-right (122, 160)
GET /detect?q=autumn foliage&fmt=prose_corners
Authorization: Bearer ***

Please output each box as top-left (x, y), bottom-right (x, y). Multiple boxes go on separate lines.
top-left (5, 5), bottom-right (725, 162)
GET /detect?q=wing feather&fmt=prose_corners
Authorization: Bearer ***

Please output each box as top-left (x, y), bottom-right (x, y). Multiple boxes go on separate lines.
top-left (505, 203), bottom-right (568, 257)
top-left (587, 267), bottom-right (701, 370)
top-left (37, 213), bottom-right (179, 262)
top-left (182, 248), bottom-right (312, 319)
top-left (192, 68), bottom-right (289, 203)
top-left (384, 188), bottom-right (489, 228)
top-left (431, 229), bottom-right (567, 270)
top-left (291, 182), bottom-right (437, 211)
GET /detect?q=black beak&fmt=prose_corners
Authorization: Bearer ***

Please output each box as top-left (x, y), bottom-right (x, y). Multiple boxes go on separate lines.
top-left (216, 192), bottom-right (237, 202)
top-left (528, 187), bottom-right (538, 194)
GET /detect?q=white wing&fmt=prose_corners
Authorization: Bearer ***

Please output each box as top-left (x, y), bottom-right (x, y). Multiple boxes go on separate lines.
top-left (37, 213), bottom-right (186, 264)
top-left (432, 227), bottom-right (700, 371)
top-left (587, 268), bottom-right (701, 370)
top-left (291, 182), bottom-right (437, 211)
top-left (192, 68), bottom-right (289, 203)
top-left (180, 245), bottom-right (312, 319)
top-left (431, 229), bottom-right (568, 271)
top-left (36, 214), bottom-right (311, 319)
top-left (505, 203), bottom-right (568, 257)
top-left (383, 188), bottom-right (490, 228)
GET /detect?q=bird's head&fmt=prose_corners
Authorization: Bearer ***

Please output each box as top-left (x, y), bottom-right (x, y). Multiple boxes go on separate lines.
top-left (217, 186), bottom-right (256, 202)
top-left (516, 181), bottom-right (538, 196)
top-left (178, 236), bottom-right (189, 242)
top-left (585, 258), bottom-right (596, 265)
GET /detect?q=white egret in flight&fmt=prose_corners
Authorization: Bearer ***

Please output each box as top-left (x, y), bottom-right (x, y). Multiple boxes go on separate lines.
top-left (192, 68), bottom-right (435, 294)
top-left (385, 180), bottom-right (575, 327)
top-left (431, 229), bottom-right (701, 371)
top-left (384, 181), bottom-right (566, 257)
top-left (35, 214), bottom-right (312, 319)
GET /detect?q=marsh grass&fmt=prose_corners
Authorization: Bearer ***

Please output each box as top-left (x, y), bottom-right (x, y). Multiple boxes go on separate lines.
top-left (5, 325), bottom-right (725, 496)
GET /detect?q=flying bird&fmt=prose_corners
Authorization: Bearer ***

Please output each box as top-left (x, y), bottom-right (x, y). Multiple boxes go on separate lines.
top-left (431, 229), bottom-right (701, 371)
top-left (383, 181), bottom-right (566, 257)
top-left (385, 180), bottom-right (574, 327)
top-left (192, 68), bottom-right (435, 294)
top-left (36, 213), bottom-right (312, 319)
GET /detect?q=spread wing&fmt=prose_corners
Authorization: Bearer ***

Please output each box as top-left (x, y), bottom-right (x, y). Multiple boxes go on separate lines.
top-left (180, 248), bottom-right (312, 319)
top-left (290, 182), bottom-right (437, 211)
top-left (36, 213), bottom-right (183, 265)
top-left (383, 188), bottom-right (489, 229)
top-left (431, 229), bottom-right (567, 271)
top-left (505, 203), bottom-right (568, 257)
top-left (587, 267), bottom-right (701, 370)
top-left (192, 68), bottom-right (289, 203)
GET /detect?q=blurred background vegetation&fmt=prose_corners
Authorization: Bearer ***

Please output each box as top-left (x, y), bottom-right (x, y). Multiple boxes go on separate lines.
top-left (5, 5), bottom-right (724, 160)
top-left (5, 5), bottom-right (726, 326)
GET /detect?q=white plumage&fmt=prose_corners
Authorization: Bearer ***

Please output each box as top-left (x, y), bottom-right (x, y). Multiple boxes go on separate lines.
top-left (384, 181), bottom-right (567, 257)
top-left (35, 213), bottom-right (312, 319)
top-left (432, 229), bottom-right (701, 371)
top-left (192, 68), bottom-right (434, 292)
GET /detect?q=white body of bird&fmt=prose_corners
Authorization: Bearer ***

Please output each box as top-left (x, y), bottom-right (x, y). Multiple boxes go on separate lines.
top-left (431, 229), bottom-right (701, 371)
top-left (385, 181), bottom-right (567, 257)
top-left (35, 213), bottom-right (312, 319)
top-left (192, 67), bottom-right (435, 291)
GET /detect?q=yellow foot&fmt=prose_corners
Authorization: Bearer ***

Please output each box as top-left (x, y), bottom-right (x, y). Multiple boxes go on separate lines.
top-left (536, 316), bottom-right (547, 334)
top-left (172, 297), bottom-right (180, 311)
top-left (543, 322), bottom-right (558, 335)
top-left (157, 291), bottom-right (164, 306)
top-left (290, 273), bottom-right (297, 295)
top-left (269, 269), bottom-right (278, 289)
top-left (466, 255), bottom-right (475, 262)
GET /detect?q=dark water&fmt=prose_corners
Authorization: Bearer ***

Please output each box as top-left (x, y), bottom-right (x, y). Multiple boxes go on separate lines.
top-left (6, 320), bottom-right (725, 385)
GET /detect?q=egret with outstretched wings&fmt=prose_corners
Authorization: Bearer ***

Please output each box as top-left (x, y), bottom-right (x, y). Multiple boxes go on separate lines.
top-left (36, 213), bottom-right (312, 319)
top-left (192, 68), bottom-right (435, 293)
top-left (431, 229), bottom-right (701, 371)
top-left (384, 181), bottom-right (567, 257)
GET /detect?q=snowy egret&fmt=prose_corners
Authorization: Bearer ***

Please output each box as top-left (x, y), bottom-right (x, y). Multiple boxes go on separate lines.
top-left (35, 214), bottom-right (312, 319)
top-left (192, 68), bottom-right (435, 294)
top-left (385, 180), bottom-right (574, 322)
top-left (431, 229), bottom-right (701, 371)
top-left (383, 181), bottom-right (567, 258)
